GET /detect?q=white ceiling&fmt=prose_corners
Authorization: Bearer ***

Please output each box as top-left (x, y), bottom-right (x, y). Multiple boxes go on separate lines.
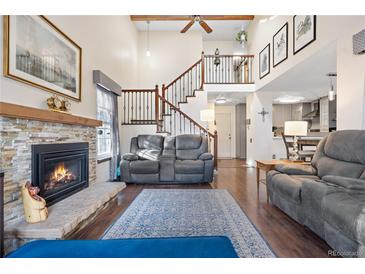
top-left (260, 42), bottom-right (337, 102)
top-left (134, 20), bottom-right (250, 41)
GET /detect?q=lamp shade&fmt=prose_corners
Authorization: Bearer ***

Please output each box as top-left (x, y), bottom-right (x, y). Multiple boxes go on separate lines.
top-left (200, 109), bottom-right (215, 122)
top-left (284, 121), bottom-right (308, 136)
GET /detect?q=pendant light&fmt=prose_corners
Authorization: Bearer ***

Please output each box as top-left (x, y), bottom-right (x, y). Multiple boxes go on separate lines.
top-left (326, 73), bottom-right (337, 101)
top-left (146, 21), bottom-right (151, 57)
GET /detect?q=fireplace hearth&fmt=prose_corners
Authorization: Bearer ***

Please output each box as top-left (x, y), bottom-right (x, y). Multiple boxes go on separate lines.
top-left (32, 143), bottom-right (89, 205)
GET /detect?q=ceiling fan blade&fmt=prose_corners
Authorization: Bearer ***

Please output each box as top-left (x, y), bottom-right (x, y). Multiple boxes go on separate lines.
top-left (199, 20), bottom-right (213, 33)
top-left (180, 19), bottom-right (195, 33)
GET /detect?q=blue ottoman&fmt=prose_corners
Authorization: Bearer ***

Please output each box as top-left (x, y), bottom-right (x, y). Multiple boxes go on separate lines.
top-left (7, 236), bottom-right (238, 258)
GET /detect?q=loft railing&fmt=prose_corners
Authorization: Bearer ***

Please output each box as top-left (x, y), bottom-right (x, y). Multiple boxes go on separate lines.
top-left (203, 54), bottom-right (254, 84)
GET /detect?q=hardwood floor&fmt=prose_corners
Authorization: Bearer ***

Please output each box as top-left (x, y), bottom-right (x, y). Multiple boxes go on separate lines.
top-left (73, 159), bottom-right (332, 258)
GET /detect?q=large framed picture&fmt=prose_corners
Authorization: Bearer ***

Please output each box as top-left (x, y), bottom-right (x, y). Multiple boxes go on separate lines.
top-left (293, 15), bottom-right (316, 55)
top-left (3, 15), bottom-right (82, 101)
top-left (259, 44), bottom-right (270, 79)
top-left (273, 22), bottom-right (288, 67)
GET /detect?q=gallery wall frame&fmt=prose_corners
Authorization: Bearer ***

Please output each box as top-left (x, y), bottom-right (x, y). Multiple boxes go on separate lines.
top-left (259, 43), bottom-right (270, 79)
top-left (273, 22), bottom-right (288, 67)
top-left (293, 15), bottom-right (317, 55)
top-left (3, 15), bottom-right (82, 101)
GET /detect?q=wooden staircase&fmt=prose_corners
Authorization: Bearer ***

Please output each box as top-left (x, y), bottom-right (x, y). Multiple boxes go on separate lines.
top-left (120, 52), bottom-right (255, 168)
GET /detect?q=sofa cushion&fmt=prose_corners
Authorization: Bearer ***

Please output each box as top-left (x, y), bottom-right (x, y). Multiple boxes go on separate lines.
top-left (175, 135), bottom-right (208, 160)
top-left (268, 173), bottom-right (304, 203)
top-left (175, 160), bottom-right (204, 174)
top-left (137, 135), bottom-right (164, 150)
top-left (130, 160), bottom-right (159, 174)
top-left (324, 130), bottom-right (365, 165)
top-left (176, 135), bottom-right (202, 150)
top-left (316, 156), bottom-right (365, 179)
top-left (322, 190), bottom-right (365, 243)
top-left (136, 149), bottom-right (161, 161)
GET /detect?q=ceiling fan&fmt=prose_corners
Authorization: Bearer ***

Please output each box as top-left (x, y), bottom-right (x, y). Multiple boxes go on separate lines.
top-left (181, 16), bottom-right (213, 34)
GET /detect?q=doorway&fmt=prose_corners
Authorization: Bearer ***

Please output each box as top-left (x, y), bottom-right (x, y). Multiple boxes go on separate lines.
top-left (215, 112), bottom-right (232, 158)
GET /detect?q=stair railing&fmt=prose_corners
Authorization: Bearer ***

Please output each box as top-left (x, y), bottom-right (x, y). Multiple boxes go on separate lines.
top-left (121, 86), bottom-right (159, 125)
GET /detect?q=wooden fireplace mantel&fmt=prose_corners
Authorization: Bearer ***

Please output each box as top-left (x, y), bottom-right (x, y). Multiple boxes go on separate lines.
top-left (0, 102), bottom-right (102, 127)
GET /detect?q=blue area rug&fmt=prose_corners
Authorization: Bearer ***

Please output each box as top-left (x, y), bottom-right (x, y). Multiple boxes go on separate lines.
top-left (103, 189), bottom-right (275, 257)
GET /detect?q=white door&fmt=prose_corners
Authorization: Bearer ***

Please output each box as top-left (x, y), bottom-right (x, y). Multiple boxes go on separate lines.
top-left (215, 112), bottom-right (232, 158)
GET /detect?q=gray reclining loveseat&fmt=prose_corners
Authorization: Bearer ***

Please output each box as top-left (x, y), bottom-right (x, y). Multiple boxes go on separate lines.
top-left (121, 134), bottom-right (214, 184)
top-left (267, 130), bottom-right (365, 257)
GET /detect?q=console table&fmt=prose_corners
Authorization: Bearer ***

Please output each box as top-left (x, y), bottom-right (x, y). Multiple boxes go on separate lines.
top-left (255, 160), bottom-right (309, 202)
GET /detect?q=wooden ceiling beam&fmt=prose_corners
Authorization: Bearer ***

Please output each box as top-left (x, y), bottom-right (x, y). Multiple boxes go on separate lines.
top-left (130, 15), bottom-right (255, 21)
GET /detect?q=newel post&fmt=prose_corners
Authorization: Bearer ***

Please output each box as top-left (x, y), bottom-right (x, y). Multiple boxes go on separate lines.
top-left (154, 85), bottom-right (159, 124)
top-left (214, 130), bottom-right (218, 170)
top-left (201, 51), bottom-right (205, 89)
top-left (161, 84), bottom-right (166, 115)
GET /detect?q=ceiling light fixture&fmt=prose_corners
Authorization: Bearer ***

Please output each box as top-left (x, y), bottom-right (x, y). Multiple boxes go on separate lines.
top-left (274, 95), bottom-right (305, 104)
top-left (215, 97), bottom-right (227, 104)
top-left (326, 72), bottom-right (337, 101)
top-left (146, 20), bottom-right (151, 57)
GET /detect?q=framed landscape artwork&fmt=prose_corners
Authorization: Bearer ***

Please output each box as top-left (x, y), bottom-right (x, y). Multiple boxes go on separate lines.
top-left (293, 15), bottom-right (316, 55)
top-left (273, 22), bottom-right (288, 67)
top-left (3, 15), bottom-right (82, 101)
top-left (259, 44), bottom-right (270, 79)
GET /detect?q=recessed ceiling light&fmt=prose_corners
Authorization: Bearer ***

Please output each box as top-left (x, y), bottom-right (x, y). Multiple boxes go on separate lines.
top-left (274, 96), bottom-right (305, 104)
top-left (215, 98), bottom-right (227, 104)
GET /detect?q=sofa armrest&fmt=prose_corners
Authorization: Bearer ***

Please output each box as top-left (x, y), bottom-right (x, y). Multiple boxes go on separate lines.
top-left (275, 164), bottom-right (316, 176)
top-left (122, 153), bottom-right (139, 161)
top-left (322, 175), bottom-right (365, 190)
top-left (199, 153), bottom-right (213, 161)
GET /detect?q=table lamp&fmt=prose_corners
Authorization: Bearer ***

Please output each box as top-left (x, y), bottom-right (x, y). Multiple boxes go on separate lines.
top-left (200, 109), bottom-right (215, 132)
top-left (284, 121), bottom-right (308, 161)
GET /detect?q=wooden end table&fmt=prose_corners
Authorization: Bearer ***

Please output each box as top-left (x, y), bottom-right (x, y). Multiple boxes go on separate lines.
top-left (255, 160), bottom-right (309, 203)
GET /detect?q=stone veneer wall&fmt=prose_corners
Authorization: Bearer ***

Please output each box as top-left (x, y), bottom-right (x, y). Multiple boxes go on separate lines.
top-left (0, 116), bottom-right (97, 229)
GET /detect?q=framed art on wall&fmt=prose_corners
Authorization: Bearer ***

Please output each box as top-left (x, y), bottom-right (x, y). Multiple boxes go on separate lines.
top-left (273, 22), bottom-right (288, 67)
top-left (259, 44), bottom-right (270, 79)
top-left (3, 15), bottom-right (82, 101)
top-left (293, 15), bottom-right (316, 55)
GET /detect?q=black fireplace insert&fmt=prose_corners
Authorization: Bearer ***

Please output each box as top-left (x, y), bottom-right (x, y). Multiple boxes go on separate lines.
top-left (32, 142), bottom-right (89, 206)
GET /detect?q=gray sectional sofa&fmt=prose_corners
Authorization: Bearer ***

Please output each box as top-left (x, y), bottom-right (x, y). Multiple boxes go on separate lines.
top-left (267, 130), bottom-right (365, 257)
top-left (120, 134), bottom-right (214, 184)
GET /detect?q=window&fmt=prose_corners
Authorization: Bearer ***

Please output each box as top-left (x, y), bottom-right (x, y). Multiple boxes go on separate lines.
top-left (97, 86), bottom-right (113, 160)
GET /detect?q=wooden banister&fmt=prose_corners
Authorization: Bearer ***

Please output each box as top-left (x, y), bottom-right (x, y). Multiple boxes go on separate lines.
top-left (154, 85), bottom-right (159, 125)
top-left (201, 51), bottom-right (205, 89)
top-left (165, 59), bottom-right (202, 90)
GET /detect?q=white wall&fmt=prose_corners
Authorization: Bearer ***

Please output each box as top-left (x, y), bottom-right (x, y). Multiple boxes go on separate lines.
top-left (137, 31), bottom-right (203, 88)
top-left (246, 91), bottom-right (273, 166)
top-left (336, 28), bottom-right (365, 130)
top-left (0, 16), bottom-right (140, 182)
top-left (203, 40), bottom-right (246, 55)
top-left (215, 105), bottom-right (236, 158)
top-left (180, 90), bottom-right (209, 126)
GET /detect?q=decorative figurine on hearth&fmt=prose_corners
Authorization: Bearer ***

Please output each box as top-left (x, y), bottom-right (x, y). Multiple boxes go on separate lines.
top-left (21, 181), bottom-right (48, 223)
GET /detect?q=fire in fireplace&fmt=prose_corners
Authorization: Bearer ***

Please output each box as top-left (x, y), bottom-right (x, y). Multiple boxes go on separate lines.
top-left (32, 143), bottom-right (89, 205)
top-left (45, 162), bottom-right (78, 191)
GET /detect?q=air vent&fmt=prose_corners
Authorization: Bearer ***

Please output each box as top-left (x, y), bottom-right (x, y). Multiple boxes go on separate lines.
top-left (353, 29), bottom-right (365, 55)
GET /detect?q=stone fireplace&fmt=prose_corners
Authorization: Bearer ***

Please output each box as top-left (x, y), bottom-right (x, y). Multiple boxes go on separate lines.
top-left (31, 142), bottom-right (89, 205)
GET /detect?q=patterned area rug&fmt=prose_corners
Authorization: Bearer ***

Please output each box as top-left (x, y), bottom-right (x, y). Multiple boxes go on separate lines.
top-left (102, 189), bottom-right (275, 258)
